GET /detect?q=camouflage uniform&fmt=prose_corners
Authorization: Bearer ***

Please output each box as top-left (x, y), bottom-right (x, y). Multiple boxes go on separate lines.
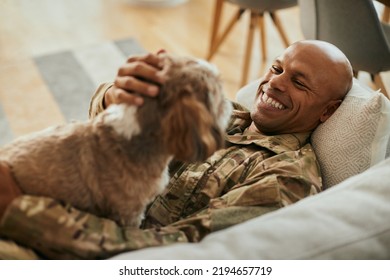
top-left (0, 83), bottom-right (322, 259)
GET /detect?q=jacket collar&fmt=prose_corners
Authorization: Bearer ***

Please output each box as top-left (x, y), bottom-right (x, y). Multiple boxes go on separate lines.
top-left (225, 108), bottom-right (311, 154)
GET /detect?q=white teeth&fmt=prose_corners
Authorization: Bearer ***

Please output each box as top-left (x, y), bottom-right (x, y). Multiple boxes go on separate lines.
top-left (262, 93), bottom-right (285, 110)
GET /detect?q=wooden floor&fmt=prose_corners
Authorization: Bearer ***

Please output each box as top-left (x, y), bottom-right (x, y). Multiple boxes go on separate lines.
top-left (0, 0), bottom-right (389, 138)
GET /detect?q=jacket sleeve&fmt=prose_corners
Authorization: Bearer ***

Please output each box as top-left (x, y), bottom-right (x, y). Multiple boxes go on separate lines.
top-left (88, 83), bottom-right (113, 119)
top-left (0, 195), bottom-right (188, 259)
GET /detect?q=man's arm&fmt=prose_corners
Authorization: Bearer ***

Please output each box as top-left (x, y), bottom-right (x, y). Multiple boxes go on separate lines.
top-left (0, 196), bottom-right (188, 259)
top-left (0, 196), bottom-right (271, 259)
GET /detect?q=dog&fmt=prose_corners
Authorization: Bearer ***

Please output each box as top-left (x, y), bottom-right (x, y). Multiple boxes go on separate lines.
top-left (0, 53), bottom-right (233, 227)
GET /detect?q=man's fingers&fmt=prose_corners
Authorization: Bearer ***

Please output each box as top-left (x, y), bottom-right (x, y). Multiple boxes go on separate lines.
top-left (116, 89), bottom-right (144, 106)
top-left (109, 87), bottom-right (144, 106)
top-left (117, 61), bottom-right (165, 85)
top-left (104, 52), bottom-right (167, 108)
top-left (127, 53), bottom-right (164, 69)
top-left (114, 76), bottom-right (159, 97)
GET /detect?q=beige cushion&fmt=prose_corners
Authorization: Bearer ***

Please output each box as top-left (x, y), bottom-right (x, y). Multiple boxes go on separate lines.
top-left (111, 157), bottom-right (390, 259)
top-left (311, 80), bottom-right (390, 188)
top-left (234, 79), bottom-right (390, 188)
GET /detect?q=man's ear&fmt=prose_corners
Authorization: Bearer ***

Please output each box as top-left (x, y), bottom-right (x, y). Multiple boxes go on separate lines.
top-left (320, 100), bottom-right (342, 123)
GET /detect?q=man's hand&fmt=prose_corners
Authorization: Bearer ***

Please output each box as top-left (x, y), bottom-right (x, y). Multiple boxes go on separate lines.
top-left (0, 162), bottom-right (22, 219)
top-left (104, 52), bottom-right (166, 107)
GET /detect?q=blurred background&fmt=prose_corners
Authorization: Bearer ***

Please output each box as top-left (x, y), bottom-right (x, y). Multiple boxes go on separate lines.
top-left (0, 0), bottom-right (389, 143)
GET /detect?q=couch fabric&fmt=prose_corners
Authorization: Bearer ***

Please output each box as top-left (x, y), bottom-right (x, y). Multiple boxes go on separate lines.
top-left (311, 81), bottom-right (390, 188)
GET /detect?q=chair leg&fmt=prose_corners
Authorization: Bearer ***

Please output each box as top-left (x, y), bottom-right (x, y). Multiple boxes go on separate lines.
top-left (207, 8), bottom-right (245, 60)
top-left (373, 73), bottom-right (390, 99)
top-left (382, 6), bottom-right (390, 23)
top-left (241, 11), bottom-right (257, 86)
top-left (208, 0), bottom-right (224, 57)
top-left (258, 12), bottom-right (267, 62)
top-left (269, 12), bottom-right (290, 47)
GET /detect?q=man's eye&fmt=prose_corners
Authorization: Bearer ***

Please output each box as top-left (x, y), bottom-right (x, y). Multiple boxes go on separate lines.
top-left (294, 80), bottom-right (306, 88)
top-left (271, 65), bottom-right (282, 74)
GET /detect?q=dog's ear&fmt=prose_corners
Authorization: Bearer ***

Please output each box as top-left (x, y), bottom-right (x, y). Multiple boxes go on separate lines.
top-left (161, 90), bottom-right (224, 162)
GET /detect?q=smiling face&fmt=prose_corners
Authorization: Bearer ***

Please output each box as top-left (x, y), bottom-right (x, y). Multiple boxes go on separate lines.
top-left (250, 40), bottom-right (353, 135)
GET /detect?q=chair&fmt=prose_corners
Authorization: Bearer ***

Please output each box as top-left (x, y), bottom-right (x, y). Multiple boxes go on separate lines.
top-left (382, 5), bottom-right (389, 23)
top-left (298, 0), bottom-right (390, 98)
top-left (207, 0), bottom-right (298, 86)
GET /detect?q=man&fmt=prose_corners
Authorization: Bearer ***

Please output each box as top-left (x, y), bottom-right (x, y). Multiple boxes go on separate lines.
top-left (0, 40), bottom-right (353, 259)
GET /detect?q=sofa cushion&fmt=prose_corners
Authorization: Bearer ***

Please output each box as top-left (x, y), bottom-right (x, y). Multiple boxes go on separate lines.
top-left (111, 157), bottom-right (390, 260)
top-left (311, 80), bottom-right (390, 188)
top-left (234, 79), bottom-right (390, 188)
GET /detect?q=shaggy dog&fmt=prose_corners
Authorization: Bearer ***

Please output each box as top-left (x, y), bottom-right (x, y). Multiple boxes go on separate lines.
top-left (0, 54), bottom-right (232, 227)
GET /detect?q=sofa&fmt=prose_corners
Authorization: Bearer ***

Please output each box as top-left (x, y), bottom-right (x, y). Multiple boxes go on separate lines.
top-left (112, 78), bottom-right (390, 259)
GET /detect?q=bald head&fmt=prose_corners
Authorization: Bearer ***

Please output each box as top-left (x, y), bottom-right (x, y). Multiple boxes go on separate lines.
top-left (289, 40), bottom-right (353, 100)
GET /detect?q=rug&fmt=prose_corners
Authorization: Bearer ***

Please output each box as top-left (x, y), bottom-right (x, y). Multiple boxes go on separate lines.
top-left (34, 37), bottom-right (146, 122)
top-left (0, 38), bottom-right (145, 145)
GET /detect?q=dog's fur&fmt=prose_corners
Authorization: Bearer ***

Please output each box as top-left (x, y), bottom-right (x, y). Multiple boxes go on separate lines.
top-left (0, 54), bottom-right (232, 227)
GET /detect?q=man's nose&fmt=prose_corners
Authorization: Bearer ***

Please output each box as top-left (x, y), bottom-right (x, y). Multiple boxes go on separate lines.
top-left (268, 73), bottom-right (287, 92)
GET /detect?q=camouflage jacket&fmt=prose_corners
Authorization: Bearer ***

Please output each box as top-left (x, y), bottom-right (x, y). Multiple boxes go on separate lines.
top-left (0, 83), bottom-right (322, 259)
